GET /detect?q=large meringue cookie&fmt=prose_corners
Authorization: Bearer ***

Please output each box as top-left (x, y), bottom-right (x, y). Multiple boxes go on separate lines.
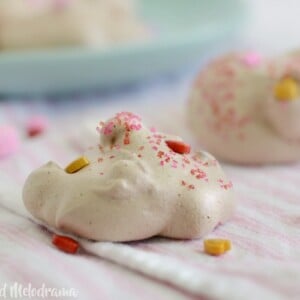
top-left (23, 112), bottom-right (234, 242)
top-left (188, 52), bottom-right (300, 164)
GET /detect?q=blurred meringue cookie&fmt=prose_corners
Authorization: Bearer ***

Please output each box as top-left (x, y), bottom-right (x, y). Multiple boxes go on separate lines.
top-left (188, 52), bottom-right (300, 164)
top-left (0, 0), bottom-right (147, 50)
top-left (23, 112), bottom-right (234, 242)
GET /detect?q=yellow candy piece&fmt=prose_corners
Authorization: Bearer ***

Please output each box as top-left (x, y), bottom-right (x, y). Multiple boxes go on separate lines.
top-left (65, 157), bottom-right (89, 174)
top-left (274, 77), bottom-right (299, 101)
top-left (204, 239), bottom-right (231, 256)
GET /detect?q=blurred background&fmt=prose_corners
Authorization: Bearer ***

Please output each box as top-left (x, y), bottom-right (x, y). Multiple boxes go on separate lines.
top-left (1, 0), bottom-right (300, 160)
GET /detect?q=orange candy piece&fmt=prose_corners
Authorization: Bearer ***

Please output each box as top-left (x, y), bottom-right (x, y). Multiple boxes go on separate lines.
top-left (166, 140), bottom-right (191, 154)
top-left (204, 239), bottom-right (231, 256)
top-left (52, 234), bottom-right (79, 254)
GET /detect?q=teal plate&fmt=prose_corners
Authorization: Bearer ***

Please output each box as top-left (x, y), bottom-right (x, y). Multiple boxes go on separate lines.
top-left (0, 0), bottom-right (244, 95)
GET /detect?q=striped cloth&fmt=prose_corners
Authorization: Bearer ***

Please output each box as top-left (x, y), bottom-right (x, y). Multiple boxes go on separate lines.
top-left (0, 80), bottom-right (299, 300)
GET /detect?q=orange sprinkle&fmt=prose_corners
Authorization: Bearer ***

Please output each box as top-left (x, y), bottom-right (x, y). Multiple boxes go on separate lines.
top-left (166, 140), bottom-right (191, 154)
top-left (204, 239), bottom-right (231, 256)
top-left (52, 234), bottom-right (79, 254)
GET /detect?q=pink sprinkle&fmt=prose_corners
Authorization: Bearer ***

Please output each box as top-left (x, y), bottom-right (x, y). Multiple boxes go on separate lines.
top-left (160, 161), bottom-right (164, 166)
top-left (152, 146), bottom-right (158, 151)
top-left (241, 52), bottom-right (262, 67)
top-left (0, 125), bottom-right (20, 158)
top-left (130, 124), bottom-right (142, 131)
top-left (150, 127), bottom-right (157, 133)
top-left (102, 121), bottom-right (114, 136)
top-left (26, 115), bottom-right (48, 137)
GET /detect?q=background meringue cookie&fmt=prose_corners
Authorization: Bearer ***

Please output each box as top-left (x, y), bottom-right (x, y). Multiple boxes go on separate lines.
top-left (23, 112), bottom-right (235, 242)
top-left (0, 0), bottom-right (147, 50)
top-left (187, 52), bottom-right (300, 164)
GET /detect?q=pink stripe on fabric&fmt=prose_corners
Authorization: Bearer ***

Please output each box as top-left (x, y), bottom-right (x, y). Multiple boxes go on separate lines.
top-left (265, 169), bottom-right (300, 186)
top-left (1, 224), bottom-right (203, 300)
top-left (233, 174), bottom-right (300, 205)
top-left (135, 225), bottom-right (284, 260)
top-left (0, 225), bottom-right (104, 300)
top-left (0, 255), bottom-right (29, 284)
top-left (258, 169), bottom-right (300, 195)
top-left (241, 194), bottom-right (288, 218)
top-left (240, 199), bottom-right (300, 232)
top-left (216, 227), bottom-right (285, 259)
top-left (0, 256), bottom-right (58, 289)
top-left (141, 244), bottom-right (293, 298)
top-left (219, 226), bottom-right (286, 259)
top-left (233, 213), bottom-right (300, 246)
top-left (95, 255), bottom-right (202, 300)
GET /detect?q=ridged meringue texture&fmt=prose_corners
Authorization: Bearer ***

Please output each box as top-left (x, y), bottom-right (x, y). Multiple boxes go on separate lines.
top-left (23, 112), bottom-right (235, 242)
top-left (188, 52), bottom-right (300, 164)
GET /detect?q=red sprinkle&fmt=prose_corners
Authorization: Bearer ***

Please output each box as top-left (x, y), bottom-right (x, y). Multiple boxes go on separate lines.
top-left (52, 234), bottom-right (79, 254)
top-left (188, 184), bottom-right (195, 190)
top-left (157, 151), bottom-right (164, 158)
top-left (26, 116), bottom-right (48, 137)
top-left (166, 140), bottom-right (191, 154)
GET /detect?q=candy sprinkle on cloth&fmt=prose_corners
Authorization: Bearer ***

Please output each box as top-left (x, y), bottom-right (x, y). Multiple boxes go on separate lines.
top-left (52, 234), bottom-right (79, 254)
top-left (204, 239), bottom-right (231, 256)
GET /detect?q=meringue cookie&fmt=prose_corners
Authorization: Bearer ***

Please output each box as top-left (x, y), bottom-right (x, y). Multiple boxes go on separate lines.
top-left (188, 52), bottom-right (300, 164)
top-left (0, 0), bottom-right (146, 50)
top-left (23, 112), bottom-right (234, 242)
